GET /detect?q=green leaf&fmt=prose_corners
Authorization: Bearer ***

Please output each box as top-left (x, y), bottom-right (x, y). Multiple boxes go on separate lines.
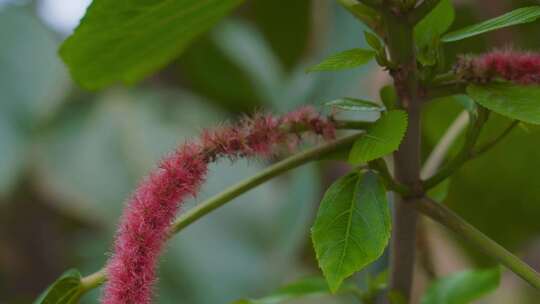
top-left (349, 110), bottom-right (408, 164)
top-left (232, 276), bottom-right (346, 304)
top-left (442, 6), bottom-right (540, 42)
top-left (421, 268), bottom-right (501, 304)
top-left (364, 31), bottom-right (382, 51)
top-left (414, 0), bottom-right (454, 66)
top-left (60, 0), bottom-right (244, 89)
top-left (379, 85), bottom-right (398, 111)
top-left (326, 97), bottom-right (385, 112)
top-left (467, 83), bottom-right (540, 124)
top-left (414, 0), bottom-right (454, 47)
top-left (311, 172), bottom-right (391, 292)
top-left (337, 0), bottom-right (380, 30)
top-left (34, 269), bottom-right (82, 304)
top-left (306, 48), bottom-right (375, 73)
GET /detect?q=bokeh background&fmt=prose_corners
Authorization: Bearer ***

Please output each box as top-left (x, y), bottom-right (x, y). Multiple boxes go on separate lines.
top-left (1, 0), bottom-right (540, 303)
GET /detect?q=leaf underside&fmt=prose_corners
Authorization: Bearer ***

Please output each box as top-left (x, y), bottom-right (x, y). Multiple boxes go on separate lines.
top-left (60, 0), bottom-right (245, 89)
top-left (467, 83), bottom-right (540, 125)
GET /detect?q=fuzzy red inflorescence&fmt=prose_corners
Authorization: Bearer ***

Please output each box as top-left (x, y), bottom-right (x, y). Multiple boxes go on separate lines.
top-left (102, 106), bottom-right (335, 304)
top-left (455, 50), bottom-right (540, 85)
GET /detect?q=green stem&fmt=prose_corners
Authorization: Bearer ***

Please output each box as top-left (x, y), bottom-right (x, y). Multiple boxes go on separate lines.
top-left (472, 120), bottom-right (519, 157)
top-left (423, 108), bottom-right (488, 189)
top-left (368, 158), bottom-right (410, 195)
top-left (76, 133), bottom-right (364, 295)
top-left (170, 132), bottom-right (362, 233)
top-left (80, 269), bottom-right (106, 293)
top-left (421, 111), bottom-right (469, 179)
top-left (384, 7), bottom-right (422, 300)
top-left (415, 197), bottom-right (540, 289)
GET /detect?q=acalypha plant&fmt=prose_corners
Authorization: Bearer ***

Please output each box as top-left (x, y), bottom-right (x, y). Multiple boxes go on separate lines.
top-left (35, 1), bottom-right (540, 303)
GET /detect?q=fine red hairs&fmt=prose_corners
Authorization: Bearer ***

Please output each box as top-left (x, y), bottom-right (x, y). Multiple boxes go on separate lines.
top-left (455, 50), bottom-right (540, 85)
top-left (102, 107), bottom-right (335, 304)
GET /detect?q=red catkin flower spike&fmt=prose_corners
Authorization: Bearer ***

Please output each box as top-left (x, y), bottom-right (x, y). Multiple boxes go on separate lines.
top-left (455, 50), bottom-right (540, 85)
top-left (102, 107), bottom-right (335, 304)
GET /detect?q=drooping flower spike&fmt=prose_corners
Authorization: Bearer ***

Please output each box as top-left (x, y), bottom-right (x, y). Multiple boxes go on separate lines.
top-left (102, 106), bottom-right (335, 304)
top-left (455, 50), bottom-right (540, 85)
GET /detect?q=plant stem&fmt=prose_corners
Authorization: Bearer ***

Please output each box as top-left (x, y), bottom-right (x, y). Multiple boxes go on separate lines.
top-left (415, 197), bottom-right (540, 289)
top-left (169, 132), bottom-right (362, 234)
top-left (80, 269), bottom-right (107, 293)
top-left (421, 111), bottom-right (469, 179)
top-left (384, 9), bottom-right (422, 300)
top-left (76, 132), bottom-right (364, 295)
top-left (369, 159), bottom-right (410, 195)
top-left (472, 120), bottom-right (519, 157)
top-left (423, 109), bottom-right (488, 189)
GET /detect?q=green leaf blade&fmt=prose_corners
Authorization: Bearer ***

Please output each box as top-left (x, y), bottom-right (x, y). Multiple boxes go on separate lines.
top-left (348, 110), bottom-right (408, 164)
top-left (60, 0), bottom-right (244, 89)
top-left (311, 172), bottom-right (391, 292)
top-left (326, 97), bottom-right (385, 112)
top-left (421, 268), bottom-right (501, 304)
top-left (467, 83), bottom-right (540, 124)
top-left (414, 0), bottom-right (455, 47)
top-left (34, 269), bottom-right (82, 304)
top-left (306, 48), bottom-right (375, 73)
top-left (442, 6), bottom-right (540, 42)
top-left (413, 0), bottom-right (454, 66)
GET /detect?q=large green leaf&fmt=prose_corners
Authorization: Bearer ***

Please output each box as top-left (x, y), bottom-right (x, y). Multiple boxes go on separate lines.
top-left (421, 268), bottom-right (500, 304)
top-left (34, 269), bottom-right (82, 304)
top-left (311, 172), bottom-right (391, 292)
top-left (467, 83), bottom-right (540, 124)
top-left (348, 110), bottom-right (408, 164)
top-left (414, 0), bottom-right (454, 66)
top-left (60, 0), bottom-right (244, 89)
top-left (442, 6), bottom-right (540, 42)
top-left (306, 48), bottom-right (375, 73)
